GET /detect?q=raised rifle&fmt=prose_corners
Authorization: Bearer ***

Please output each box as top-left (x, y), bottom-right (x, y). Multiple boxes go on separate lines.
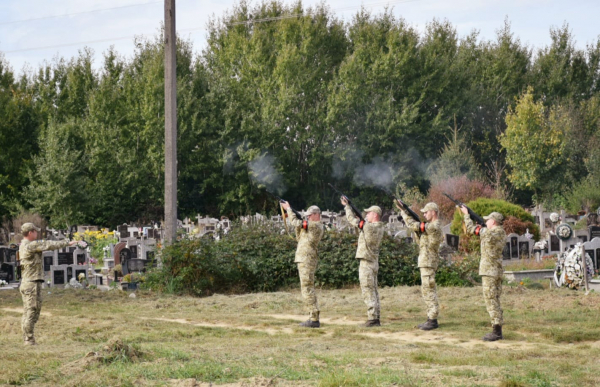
top-left (327, 183), bottom-right (365, 223)
top-left (381, 188), bottom-right (421, 223)
top-left (443, 193), bottom-right (486, 226)
top-left (266, 191), bottom-right (303, 220)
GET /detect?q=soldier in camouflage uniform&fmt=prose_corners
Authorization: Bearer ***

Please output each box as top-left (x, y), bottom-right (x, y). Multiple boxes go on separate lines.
top-left (19, 223), bottom-right (82, 345)
top-left (397, 202), bottom-right (443, 330)
top-left (461, 207), bottom-right (506, 341)
top-left (342, 198), bottom-right (385, 327)
top-left (281, 202), bottom-right (325, 328)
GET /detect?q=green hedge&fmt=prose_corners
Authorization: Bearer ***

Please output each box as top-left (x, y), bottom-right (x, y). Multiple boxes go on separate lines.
top-left (144, 223), bottom-right (478, 296)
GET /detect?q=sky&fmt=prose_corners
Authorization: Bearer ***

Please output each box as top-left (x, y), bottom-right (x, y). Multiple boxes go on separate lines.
top-left (1, 0), bottom-right (599, 74)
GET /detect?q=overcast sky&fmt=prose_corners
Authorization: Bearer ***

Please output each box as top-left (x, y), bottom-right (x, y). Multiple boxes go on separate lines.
top-left (1, 0), bottom-right (599, 74)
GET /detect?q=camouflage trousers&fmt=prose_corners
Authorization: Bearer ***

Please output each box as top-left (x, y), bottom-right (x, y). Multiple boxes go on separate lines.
top-left (297, 260), bottom-right (320, 321)
top-left (358, 259), bottom-right (380, 320)
top-left (20, 281), bottom-right (42, 343)
top-left (482, 276), bottom-right (503, 326)
top-left (420, 268), bottom-right (439, 319)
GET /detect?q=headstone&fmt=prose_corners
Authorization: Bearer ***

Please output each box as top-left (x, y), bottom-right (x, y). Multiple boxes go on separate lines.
top-left (510, 236), bottom-right (518, 258)
top-left (589, 226), bottom-right (600, 241)
top-left (550, 235), bottom-right (560, 252)
top-left (43, 256), bottom-right (53, 272)
top-left (127, 259), bottom-right (146, 273)
top-left (519, 242), bottom-right (531, 259)
top-left (119, 248), bottom-right (131, 263)
top-left (67, 266), bottom-right (73, 282)
top-left (445, 234), bottom-right (459, 251)
top-left (118, 225), bottom-right (129, 239)
top-left (53, 270), bottom-right (65, 285)
top-left (586, 249), bottom-right (595, 270)
top-left (7, 248), bottom-right (17, 263)
top-left (502, 242), bottom-right (511, 260)
top-left (0, 263), bottom-right (14, 282)
top-left (0, 247), bottom-right (6, 263)
top-left (129, 245), bottom-right (138, 259)
top-left (58, 252), bottom-right (72, 265)
top-left (76, 253), bottom-right (86, 265)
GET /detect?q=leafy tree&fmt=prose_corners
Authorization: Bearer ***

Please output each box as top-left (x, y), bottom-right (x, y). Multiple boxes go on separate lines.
top-left (500, 87), bottom-right (568, 202)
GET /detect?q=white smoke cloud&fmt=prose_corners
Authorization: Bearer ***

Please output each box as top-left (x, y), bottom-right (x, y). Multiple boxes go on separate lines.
top-left (247, 153), bottom-right (286, 195)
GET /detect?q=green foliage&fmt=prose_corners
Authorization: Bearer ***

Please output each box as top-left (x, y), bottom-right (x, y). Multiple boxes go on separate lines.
top-left (450, 198), bottom-right (540, 247)
top-left (145, 224), bottom-right (479, 296)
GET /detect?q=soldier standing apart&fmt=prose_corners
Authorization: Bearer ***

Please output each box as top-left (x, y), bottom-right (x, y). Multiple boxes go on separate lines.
top-left (342, 198), bottom-right (385, 327)
top-left (19, 223), bottom-right (82, 345)
top-left (397, 202), bottom-right (443, 330)
top-left (281, 202), bottom-right (324, 328)
top-left (460, 207), bottom-right (506, 341)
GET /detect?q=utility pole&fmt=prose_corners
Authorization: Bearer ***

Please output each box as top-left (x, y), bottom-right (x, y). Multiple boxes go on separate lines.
top-left (164, 0), bottom-right (177, 244)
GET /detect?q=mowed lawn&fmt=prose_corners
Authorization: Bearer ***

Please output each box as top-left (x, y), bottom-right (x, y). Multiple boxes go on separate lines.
top-left (1, 284), bottom-right (600, 387)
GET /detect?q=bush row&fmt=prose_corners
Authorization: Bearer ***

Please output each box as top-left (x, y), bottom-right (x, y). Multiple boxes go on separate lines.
top-left (144, 223), bottom-right (481, 296)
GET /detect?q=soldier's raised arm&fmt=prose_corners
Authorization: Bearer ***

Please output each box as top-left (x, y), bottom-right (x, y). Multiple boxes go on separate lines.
top-left (461, 205), bottom-right (486, 236)
top-left (282, 201), bottom-right (303, 227)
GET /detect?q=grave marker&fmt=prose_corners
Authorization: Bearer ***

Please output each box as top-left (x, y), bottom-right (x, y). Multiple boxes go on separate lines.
top-left (446, 234), bottom-right (459, 251)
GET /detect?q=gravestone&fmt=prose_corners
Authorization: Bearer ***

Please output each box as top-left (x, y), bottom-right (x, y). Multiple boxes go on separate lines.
top-left (550, 235), bottom-right (560, 252)
top-left (7, 248), bottom-right (17, 263)
top-left (583, 237), bottom-right (600, 270)
top-left (127, 259), bottom-right (146, 273)
top-left (76, 253), bottom-right (86, 265)
top-left (53, 270), bottom-right (65, 285)
top-left (445, 234), bottom-right (459, 251)
top-left (0, 247), bottom-right (6, 263)
top-left (502, 242), bottom-right (511, 260)
top-left (589, 226), bottom-right (600, 241)
top-left (510, 235), bottom-right (519, 258)
top-left (129, 245), bottom-right (138, 259)
top-left (67, 266), bottom-right (73, 282)
top-left (578, 235), bottom-right (588, 243)
top-left (118, 225), bottom-right (129, 239)
top-left (0, 263), bottom-right (14, 282)
top-left (519, 242), bottom-right (531, 259)
top-left (58, 252), bottom-right (72, 265)
top-left (119, 248), bottom-right (131, 263)
top-left (75, 269), bottom-right (87, 281)
top-left (43, 256), bottom-right (53, 272)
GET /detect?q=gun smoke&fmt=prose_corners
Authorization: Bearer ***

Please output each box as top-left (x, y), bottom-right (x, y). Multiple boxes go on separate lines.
top-left (247, 153), bottom-right (287, 195)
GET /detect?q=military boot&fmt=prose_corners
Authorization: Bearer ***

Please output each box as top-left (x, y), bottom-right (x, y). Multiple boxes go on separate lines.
top-left (364, 319), bottom-right (381, 327)
top-left (418, 319), bottom-right (438, 331)
top-left (483, 324), bottom-right (503, 341)
top-left (24, 338), bottom-right (36, 346)
top-left (299, 320), bottom-right (320, 328)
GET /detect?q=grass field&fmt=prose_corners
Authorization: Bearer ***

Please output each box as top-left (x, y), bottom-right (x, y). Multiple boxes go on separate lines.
top-left (1, 284), bottom-right (600, 386)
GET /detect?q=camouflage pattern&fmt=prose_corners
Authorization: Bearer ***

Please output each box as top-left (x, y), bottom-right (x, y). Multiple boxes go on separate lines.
top-left (287, 208), bottom-right (324, 264)
top-left (344, 205), bottom-right (385, 262)
top-left (420, 267), bottom-right (439, 319)
top-left (19, 238), bottom-right (69, 343)
top-left (287, 208), bottom-right (324, 321)
top-left (482, 276), bottom-right (503, 325)
top-left (463, 214), bottom-right (506, 277)
top-left (297, 260), bottom-right (320, 321)
top-left (400, 210), bottom-right (443, 269)
top-left (19, 239), bottom-right (70, 282)
top-left (20, 281), bottom-right (42, 343)
top-left (359, 259), bottom-right (380, 320)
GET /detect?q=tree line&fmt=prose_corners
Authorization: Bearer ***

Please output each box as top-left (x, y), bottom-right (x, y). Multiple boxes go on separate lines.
top-left (1, 0), bottom-right (600, 229)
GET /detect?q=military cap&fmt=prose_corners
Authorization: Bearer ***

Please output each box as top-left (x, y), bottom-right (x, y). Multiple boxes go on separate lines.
top-left (21, 223), bottom-right (41, 233)
top-left (420, 202), bottom-right (439, 213)
top-left (306, 205), bottom-right (321, 214)
top-left (484, 212), bottom-right (504, 224)
top-left (364, 205), bottom-right (382, 216)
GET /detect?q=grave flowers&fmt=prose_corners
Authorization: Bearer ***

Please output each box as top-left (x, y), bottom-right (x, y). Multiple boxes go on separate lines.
top-left (0, 279), bottom-right (8, 287)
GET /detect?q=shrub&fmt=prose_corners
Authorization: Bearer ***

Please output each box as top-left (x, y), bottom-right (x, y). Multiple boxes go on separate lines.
top-left (450, 198), bottom-right (540, 252)
top-left (427, 175), bottom-right (496, 222)
top-left (145, 222), bottom-right (481, 296)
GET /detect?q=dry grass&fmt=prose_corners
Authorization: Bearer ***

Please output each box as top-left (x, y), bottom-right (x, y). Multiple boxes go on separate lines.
top-left (1, 284), bottom-right (600, 386)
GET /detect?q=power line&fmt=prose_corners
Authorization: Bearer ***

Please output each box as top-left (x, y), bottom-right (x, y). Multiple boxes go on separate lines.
top-left (0, 1), bottom-right (162, 26)
top-left (2, 0), bottom-right (421, 54)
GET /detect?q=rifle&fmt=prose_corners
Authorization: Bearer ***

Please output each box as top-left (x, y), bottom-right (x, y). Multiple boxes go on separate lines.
top-left (266, 191), bottom-right (303, 220)
top-left (443, 193), bottom-right (486, 226)
top-left (327, 183), bottom-right (365, 222)
top-left (381, 188), bottom-right (421, 223)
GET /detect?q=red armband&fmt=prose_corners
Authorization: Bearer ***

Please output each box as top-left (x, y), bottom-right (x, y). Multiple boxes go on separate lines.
top-left (475, 225), bottom-right (482, 236)
top-left (302, 220), bottom-right (308, 230)
top-left (420, 222), bottom-right (426, 233)
top-left (359, 220), bottom-right (365, 230)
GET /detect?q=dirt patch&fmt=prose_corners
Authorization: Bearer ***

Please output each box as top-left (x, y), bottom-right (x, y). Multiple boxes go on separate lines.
top-left (359, 330), bottom-right (536, 349)
top-left (142, 317), bottom-right (295, 335)
top-left (2, 307), bottom-right (53, 316)
top-left (61, 338), bottom-right (143, 375)
top-left (265, 314), bottom-right (363, 326)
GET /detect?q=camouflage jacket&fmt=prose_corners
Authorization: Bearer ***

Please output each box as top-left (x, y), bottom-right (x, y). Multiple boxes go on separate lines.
top-left (345, 205), bottom-right (385, 262)
top-left (19, 239), bottom-right (70, 282)
top-left (464, 214), bottom-right (506, 277)
top-left (287, 207), bottom-right (324, 263)
top-left (400, 210), bottom-right (442, 269)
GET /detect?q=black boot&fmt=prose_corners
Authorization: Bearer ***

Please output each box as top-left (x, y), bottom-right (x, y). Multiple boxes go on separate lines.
top-left (483, 324), bottom-right (502, 341)
top-left (299, 319), bottom-right (320, 328)
top-left (418, 319), bottom-right (438, 331)
top-left (364, 319), bottom-right (381, 327)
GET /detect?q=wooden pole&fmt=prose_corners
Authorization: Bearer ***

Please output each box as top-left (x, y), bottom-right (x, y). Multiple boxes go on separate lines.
top-left (164, 0), bottom-right (177, 244)
top-left (581, 244), bottom-right (589, 293)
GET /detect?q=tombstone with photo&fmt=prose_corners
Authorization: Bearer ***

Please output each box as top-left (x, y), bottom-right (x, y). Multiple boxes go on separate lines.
top-left (445, 234), bottom-right (460, 251)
